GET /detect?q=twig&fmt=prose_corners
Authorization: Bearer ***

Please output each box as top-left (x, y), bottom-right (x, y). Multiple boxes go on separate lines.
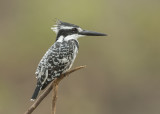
top-left (52, 83), bottom-right (58, 114)
top-left (24, 65), bottom-right (86, 114)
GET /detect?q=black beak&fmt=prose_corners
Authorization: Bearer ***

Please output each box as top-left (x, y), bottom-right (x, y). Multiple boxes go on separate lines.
top-left (79, 30), bottom-right (107, 36)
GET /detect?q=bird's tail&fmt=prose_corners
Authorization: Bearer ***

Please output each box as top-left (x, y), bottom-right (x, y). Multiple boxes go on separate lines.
top-left (31, 86), bottom-right (41, 101)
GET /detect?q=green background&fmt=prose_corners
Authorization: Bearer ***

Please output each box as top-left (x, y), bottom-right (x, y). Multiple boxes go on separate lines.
top-left (0, 0), bottom-right (160, 114)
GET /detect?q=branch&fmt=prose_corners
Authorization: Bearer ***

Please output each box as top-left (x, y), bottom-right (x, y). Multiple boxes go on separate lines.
top-left (52, 83), bottom-right (58, 114)
top-left (24, 65), bottom-right (86, 114)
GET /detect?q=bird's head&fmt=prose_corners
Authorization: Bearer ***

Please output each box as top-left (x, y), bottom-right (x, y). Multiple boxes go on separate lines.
top-left (51, 20), bottom-right (107, 42)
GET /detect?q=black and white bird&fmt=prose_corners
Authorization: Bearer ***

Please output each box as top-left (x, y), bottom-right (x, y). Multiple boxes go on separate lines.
top-left (31, 20), bottom-right (107, 101)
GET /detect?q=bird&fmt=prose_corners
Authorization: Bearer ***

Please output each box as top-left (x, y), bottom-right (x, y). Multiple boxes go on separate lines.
top-left (31, 20), bottom-right (107, 101)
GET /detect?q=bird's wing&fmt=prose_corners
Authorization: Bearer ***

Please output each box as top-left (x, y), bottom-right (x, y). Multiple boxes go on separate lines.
top-left (35, 41), bottom-right (74, 89)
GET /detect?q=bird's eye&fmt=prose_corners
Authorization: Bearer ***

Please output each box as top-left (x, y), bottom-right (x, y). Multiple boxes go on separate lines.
top-left (72, 28), bottom-right (78, 33)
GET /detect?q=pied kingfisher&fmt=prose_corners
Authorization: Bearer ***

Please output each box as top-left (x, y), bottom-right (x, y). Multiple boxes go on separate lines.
top-left (31, 20), bottom-right (107, 100)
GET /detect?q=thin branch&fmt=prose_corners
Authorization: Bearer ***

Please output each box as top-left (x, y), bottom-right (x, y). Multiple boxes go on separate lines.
top-left (52, 83), bottom-right (58, 114)
top-left (24, 65), bottom-right (86, 114)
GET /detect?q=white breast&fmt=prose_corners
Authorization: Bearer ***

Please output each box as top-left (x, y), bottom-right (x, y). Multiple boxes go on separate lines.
top-left (69, 46), bottom-right (78, 69)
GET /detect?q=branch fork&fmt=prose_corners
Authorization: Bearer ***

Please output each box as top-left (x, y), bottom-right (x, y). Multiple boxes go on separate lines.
top-left (24, 65), bottom-right (86, 114)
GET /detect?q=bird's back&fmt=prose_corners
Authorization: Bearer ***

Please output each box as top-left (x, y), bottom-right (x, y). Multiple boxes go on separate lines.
top-left (35, 39), bottom-right (79, 90)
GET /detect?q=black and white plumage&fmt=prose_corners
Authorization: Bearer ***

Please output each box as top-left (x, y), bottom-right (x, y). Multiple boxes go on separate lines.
top-left (31, 20), bottom-right (107, 100)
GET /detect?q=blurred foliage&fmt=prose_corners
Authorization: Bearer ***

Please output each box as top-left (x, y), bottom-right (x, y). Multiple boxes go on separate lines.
top-left (0, 0), bottom-right (160, 114)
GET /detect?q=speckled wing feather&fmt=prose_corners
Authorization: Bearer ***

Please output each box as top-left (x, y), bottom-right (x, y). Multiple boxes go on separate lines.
top-left (35, 39), bottom-right (79, 90)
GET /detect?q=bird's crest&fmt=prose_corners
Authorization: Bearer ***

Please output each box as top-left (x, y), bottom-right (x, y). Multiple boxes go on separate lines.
top-left (51, 19), bottom-right (79, 33)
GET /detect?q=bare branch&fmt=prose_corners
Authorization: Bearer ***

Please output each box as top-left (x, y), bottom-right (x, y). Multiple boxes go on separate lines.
top-left (24, 65), bottom-right (86, 114)
top-left (52, 83), bottom-right (58, 114)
